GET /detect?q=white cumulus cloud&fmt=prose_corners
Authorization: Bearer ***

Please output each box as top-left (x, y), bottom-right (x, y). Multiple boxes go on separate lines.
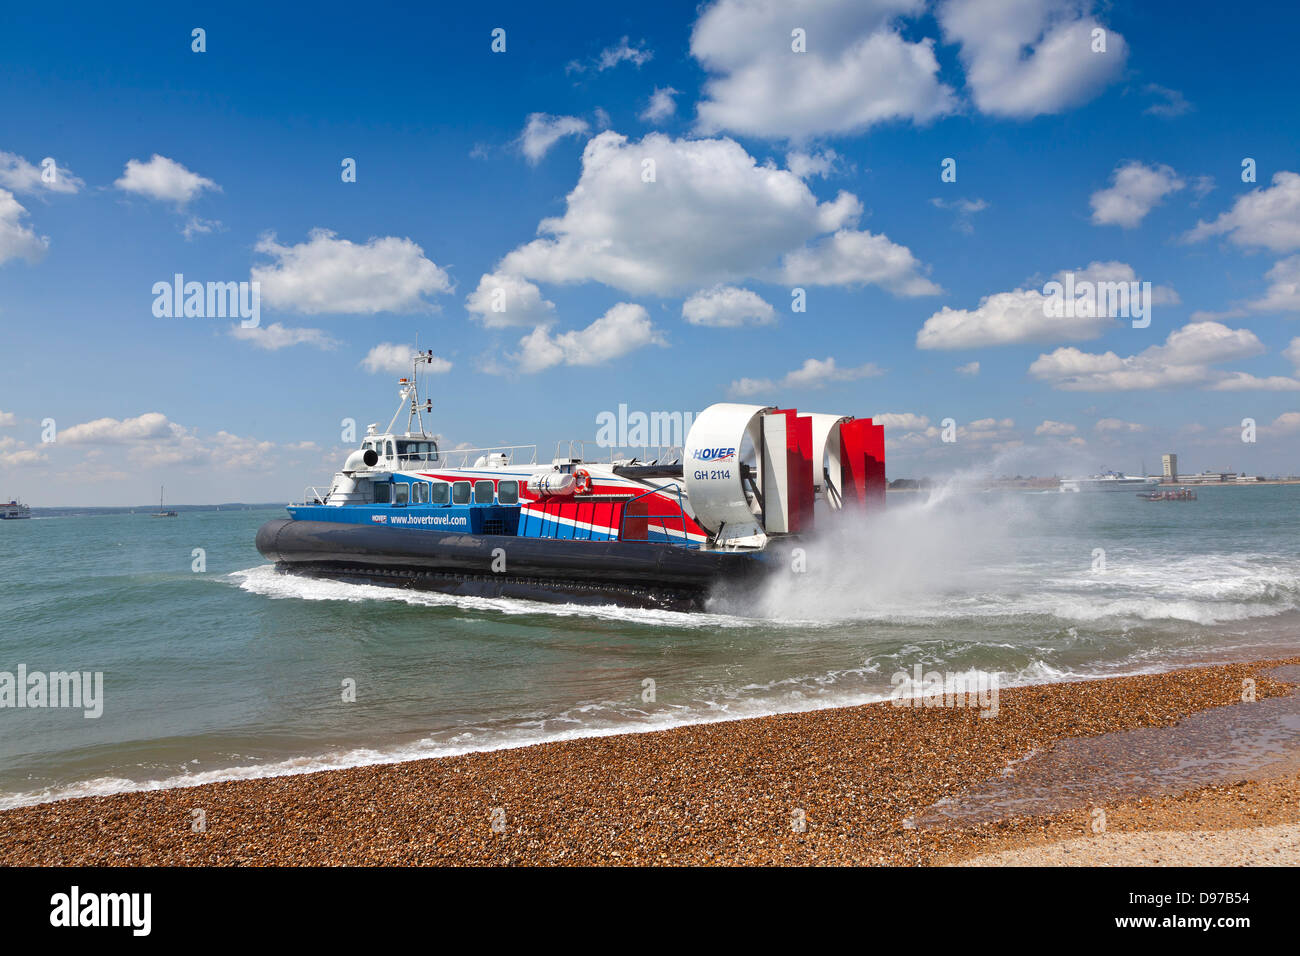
top-left (787, 149), bottom-right (843, 180)
top-left (464, 272), bottom-right (556, 328)
top-left (252, 229), bottom-right (452, 314)
top-left (692, 0), bottom-right (955, 140)
top-left (917, 261), bottom-right (1174, 349)
top-left (640, 87), bottom-right (680, 124)
top-left (1090, 161), bottom-right (1185, 228)
top-left (1143, 84), bottom-right (1192, 118)
top-left (0, 151), bottom-right (83, 194)
top-left (568, 37), bottom-right (653, 73)
top-left (0, 189), bottom-right (48, 265)
top-left (1284, 337), bottom-right (1300, 370)
top-left (1035, 420), bottom-right (1077, 436)
top-left (1184, 171), bottom-right (1300, 252)
top-left (513, 304), bottom-right (666, 373)
top-left (872, 412), bottom-right (930, 430)
top-left (496, 131), bottom-right (935, 297)
top-left (682, 286), bottom-right (776, 327)
top-left (114, 155), bottom-right (219, 204)
top-left (1247, 255), bottom-right (1300, 313)
top-left (1094, 418), bottom-right (1146, 434)
top-left (228, 322), bottom-right (340, 351)
top-left (362, 343), bottom-right (451, 376)
top-left (938, 0), bottom-right (1128, 118)
top-left (930, 196), bottom-right (989, 233)
top-left (729, 357), bottom-right (884, 396)
top-left (520, 114), bottom-right (590, 164)
top-left (781, 228), bottom-right (941, 295)
top-left (1028, 321), bottom-right (1285, 391)
top-left (60, 412), bottom-right (178, 444)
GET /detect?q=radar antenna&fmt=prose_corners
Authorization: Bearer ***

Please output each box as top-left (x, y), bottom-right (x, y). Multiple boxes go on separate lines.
top-left (384, 350), bottom-right (438, 437)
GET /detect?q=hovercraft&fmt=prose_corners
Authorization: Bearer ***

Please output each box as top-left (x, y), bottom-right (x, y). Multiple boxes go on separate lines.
top-left (256, 352), bottom-right (887, 610)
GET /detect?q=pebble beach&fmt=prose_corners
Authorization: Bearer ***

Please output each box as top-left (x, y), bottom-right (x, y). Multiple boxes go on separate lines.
top-left (2, 658), bottom-right (1298, 866)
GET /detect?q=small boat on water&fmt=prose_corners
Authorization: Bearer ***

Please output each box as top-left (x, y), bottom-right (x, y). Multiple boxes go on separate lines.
top-left (1138, 488), bottom-right (1197, 501)
top-left (1060, 471), bottom-right (1160, 493)
top-left (1, 498), bottom-right (32, 519)
top-left (257, 352), bottom-right (888, 610)
top-left (152, 486), bottom-right (178, 517)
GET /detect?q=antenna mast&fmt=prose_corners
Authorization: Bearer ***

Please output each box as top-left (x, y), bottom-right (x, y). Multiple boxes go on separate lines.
top-left (386, 350), bottom-right (438, 436)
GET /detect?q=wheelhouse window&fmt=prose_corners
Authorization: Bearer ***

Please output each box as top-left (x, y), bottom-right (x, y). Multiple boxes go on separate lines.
top-left (385, 440), bottom-right (396, 459)
top-left (394, 482), bottom-right (409, 505)
top-left (397, 440), bottom-right (438, 461)
top-left (430, 481), bottom-right (450, 505)
top-left (451, 481), bottom-right (472, 505)
top-left (373, 482), bottom-right (391, 504)
top-left (497, 480), bottom-right (519, 505)
top-left (474, 480), bottom-right (495, 504)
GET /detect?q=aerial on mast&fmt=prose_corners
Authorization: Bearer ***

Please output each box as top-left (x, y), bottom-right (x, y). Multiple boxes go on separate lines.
top-left (385, 349), bottom-right (438, 436)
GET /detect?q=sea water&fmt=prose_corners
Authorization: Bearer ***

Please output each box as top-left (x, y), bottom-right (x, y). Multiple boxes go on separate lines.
top-left (1, 484), bottom-right (1297, 808)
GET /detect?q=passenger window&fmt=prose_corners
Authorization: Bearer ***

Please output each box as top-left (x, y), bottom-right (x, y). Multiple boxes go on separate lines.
top-left (411, 482), bottom-right (428, 504)
top-left (474, 480), bottom-right (495, 504)
top-left (394, 482), bottom-right (409, 505)
top-left (431, 482), bottom-right (450, 505)
top-left (373, 482), bottom-right (391, 504)
top-left (497, 480), bottom-right (519, 505)
top-left (451, 481), bottom-right (471, 505)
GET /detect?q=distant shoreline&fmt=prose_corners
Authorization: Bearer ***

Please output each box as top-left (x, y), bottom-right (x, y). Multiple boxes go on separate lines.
top-left (889, 478), bottom-right (1300, 492)
top-left (23, 503), bottom-right (289, 516)
top-left (20, 480), bottom-right (1300, 510)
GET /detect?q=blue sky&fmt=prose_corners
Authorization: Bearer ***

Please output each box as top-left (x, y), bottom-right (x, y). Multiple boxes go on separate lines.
top-left (2, 0), bottom-right (1299, 505)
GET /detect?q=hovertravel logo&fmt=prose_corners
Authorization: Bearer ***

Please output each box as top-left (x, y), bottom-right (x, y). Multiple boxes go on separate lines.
top-left (152, 273), bottom-right (260, 328)
top-left (692, 446), bottom-right (736, 462)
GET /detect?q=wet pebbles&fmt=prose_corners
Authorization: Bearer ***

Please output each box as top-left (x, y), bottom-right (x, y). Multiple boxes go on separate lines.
top-left (2, 659), bottom-right (1296, 866)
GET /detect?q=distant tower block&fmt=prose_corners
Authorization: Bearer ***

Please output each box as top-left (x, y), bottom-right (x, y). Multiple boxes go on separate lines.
top-left (1162, 453), bottom-right (1178, 482)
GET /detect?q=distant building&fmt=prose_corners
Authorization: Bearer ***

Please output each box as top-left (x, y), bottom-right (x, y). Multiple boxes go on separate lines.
top-left (1162, 453), bottom-right (1178, 481)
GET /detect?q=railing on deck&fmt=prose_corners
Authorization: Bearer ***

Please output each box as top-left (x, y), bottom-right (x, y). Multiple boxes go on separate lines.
top-left (603, 445), bottom-right (683, 465)
top-left (435, 444), bottom-right (538, 468)
top-left (553, 440), bottom-right (683, 465)
top-left (301, 485), bottom-right (332, 505)
top-left (618, 483), bottom-right (693, 547)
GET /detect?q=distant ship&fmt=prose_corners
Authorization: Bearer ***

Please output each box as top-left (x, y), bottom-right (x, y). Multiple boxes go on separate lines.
top-left (1138, 488), bottom-right (1197, 501)
top-left (2, 498), bottom-right (32, 519)
top-left (1060, 471), bottom-right (1160, 493)
top-left (152, 485), bottom-right (178, 517)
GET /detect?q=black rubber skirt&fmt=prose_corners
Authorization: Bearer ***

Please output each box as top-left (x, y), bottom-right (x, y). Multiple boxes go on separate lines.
top-left (255, 519), bottom-right (765, 610)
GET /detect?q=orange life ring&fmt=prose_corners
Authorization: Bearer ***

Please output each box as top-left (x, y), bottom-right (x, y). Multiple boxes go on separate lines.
top-left (573, 468), bottom-right (592, 495)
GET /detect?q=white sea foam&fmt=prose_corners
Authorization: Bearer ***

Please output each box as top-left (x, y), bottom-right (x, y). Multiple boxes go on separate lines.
top-left (0, 644), bottom-right (1264, 811)
top-left (736, 491), bottom-right (1300, 627)
top-left (235, 535), bottom-right (1300, 633)
top-left (229, 564), bottom-right (759, 630)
